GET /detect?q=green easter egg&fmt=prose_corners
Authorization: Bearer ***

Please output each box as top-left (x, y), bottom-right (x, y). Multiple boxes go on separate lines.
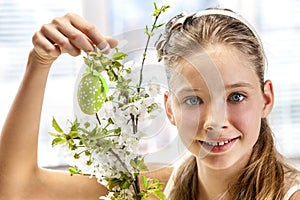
top-left (77, 72), bottom-right (108, 115)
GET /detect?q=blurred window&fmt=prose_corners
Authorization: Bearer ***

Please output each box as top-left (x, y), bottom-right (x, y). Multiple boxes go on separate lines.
top-left (0, 0), bottom-right (81, 167)
top-left (259, 0), bottom-right (300, 158)
top-left (1, 0), bottom-right (300, 167)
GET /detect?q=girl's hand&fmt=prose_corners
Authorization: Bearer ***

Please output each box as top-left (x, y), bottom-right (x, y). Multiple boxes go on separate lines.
top-left (31, 13), bottom-right (117, 65)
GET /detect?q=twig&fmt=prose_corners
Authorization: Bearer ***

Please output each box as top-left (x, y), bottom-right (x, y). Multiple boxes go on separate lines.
top-left (137, 6), bottom-right (165, 92)
top-left (108, 149), bottom-right (141, 199)
top-left (95, 113), bottom-right (101, 125)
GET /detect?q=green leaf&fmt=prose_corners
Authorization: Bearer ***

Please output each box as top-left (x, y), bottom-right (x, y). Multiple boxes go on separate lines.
top-left (106, 177), bottom-right (121, 189)
top-left (156, 23), bottom-right (165, 28)
top-left (106, 172), bottom-right (133, 191)
top-left (153, 2), bottom-right (158, 10)
top-left (100, 56), bottom-right (111, 66)
top-left (162, 5), bottom-right (171, 12)
top-left (52, 117), bottom-right (63, 133)
top-left (130, 159), bottom-right (138, 169)
top-left (144, 25), bottom-right (149, 36)
top-left (150, 190), bottom-right (166, 200)
top-left (51, 137), bottom-right (65, 147)
top-left (48, 132), bottom-right (61, 137)
top-left (137, 158), bottom-right (149, 171)
top-left (88, 51), bottom-right (101, 57)
top-left (142, 176), bottom-right (148, 188)
top-left (69, 130), bottom-right (79, 138)
top-left (130, 157), bottom-right (149, 172)
top-left (98, 75), bottom-right (109, 93)
top-left (112, 60), bottom-right (122, 68)
top-left (119, 172), bottom-right (132, 189)
top-left (68, 166), bottom-right (82, 176)
top-left (112, 51), bottom-right (128, 60)
top-left (153, 9), bottom-right (159, 16)
top-left (70, 119), bottom-right (80, 131)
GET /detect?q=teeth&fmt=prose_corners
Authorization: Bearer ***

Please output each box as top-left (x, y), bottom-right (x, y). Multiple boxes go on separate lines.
top-left (203, 139), bottom-right (230, 147)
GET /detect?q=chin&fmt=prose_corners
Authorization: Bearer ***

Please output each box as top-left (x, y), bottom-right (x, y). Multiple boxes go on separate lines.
top-left (196, 150), bottom-right (251, 172)
top-left (202, 155), bottom-right (239, 170)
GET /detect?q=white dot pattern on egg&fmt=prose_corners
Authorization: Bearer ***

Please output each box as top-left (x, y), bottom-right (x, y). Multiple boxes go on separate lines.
top-left (77, 73), bottom-right (106, 115)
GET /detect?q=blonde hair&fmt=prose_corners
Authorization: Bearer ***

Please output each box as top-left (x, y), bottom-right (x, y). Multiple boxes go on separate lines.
top-left (156, 8), bottom-right (299, 199)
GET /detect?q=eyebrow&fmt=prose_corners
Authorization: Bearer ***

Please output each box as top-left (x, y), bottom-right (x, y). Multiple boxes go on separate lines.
top-left (174, 82), bottom-right (255, 94)
top-left (225, 82), bottom-right (255, 90)
top-left (175, 87), bottom-right (204, 95)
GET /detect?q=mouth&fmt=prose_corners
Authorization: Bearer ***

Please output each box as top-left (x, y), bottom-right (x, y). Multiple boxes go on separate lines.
top-left (201, 137), bottom-right (238, 146)
top-left (198, 136), bottom-right (240, 153)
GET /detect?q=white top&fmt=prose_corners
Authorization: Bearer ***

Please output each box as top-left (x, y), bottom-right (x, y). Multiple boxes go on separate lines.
top-left (163, 164), bottom-right (177, 198)
top-left (164, 151), bottom-right (192, 199)
top-left (163, 153), bottom-right (190, 198)
top-left (164, 158), bottom-right (300, 199)
top-left (283, 181), bottom-right (300, 200)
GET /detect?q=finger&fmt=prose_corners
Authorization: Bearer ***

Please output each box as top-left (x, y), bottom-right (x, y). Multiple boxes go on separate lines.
top-left (52, 17), bottom-right (95, 53)
top-left (93, 37), bottom-right (119, 54)
top-left (64, 13), bottom-right (118, 53)
top-left (32, 30), bottom-right (61, 58)
top-left (105, 37), bottom-right (118, 48)
top-left (60, 43), bottom-right (81, 57)
top-left (40, 22), bottom-right (82, 56)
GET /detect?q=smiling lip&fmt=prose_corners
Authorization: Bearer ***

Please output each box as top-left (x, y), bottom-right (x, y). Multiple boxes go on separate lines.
top-left (199, 137), bottom-right (240, 153)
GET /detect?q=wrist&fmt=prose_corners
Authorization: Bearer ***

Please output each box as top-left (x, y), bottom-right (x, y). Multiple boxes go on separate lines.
top-left (27, 49), bottom-right (57, 69)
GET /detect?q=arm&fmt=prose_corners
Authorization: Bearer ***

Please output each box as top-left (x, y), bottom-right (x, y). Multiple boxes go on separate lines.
top-left (0, 13), bottom-right (116, 199)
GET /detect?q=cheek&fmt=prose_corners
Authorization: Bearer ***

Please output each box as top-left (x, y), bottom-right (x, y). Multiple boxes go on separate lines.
top-left (228, 105), bottom-right (262, 141)
top-left (174, 107), bottom-right (203, 143)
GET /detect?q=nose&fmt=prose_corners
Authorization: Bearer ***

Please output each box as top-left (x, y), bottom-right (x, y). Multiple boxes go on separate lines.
top-left (203, 100), bottom-right (228, 133)
top-left (204, 117), bottom-right (228, 132)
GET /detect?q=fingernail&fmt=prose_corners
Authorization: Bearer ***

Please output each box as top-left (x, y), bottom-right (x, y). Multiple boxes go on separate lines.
top-left (96, 41), bottom-right (111, 54)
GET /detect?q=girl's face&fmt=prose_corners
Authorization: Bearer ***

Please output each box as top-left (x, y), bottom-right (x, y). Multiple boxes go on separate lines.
top-left (164, 45), bottom-right (274, 170)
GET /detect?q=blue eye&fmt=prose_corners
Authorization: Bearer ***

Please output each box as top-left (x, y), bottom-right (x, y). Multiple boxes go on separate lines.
top-left (229, 93), bottom-right (245, 102)
top-left (184, 96), bottom-right (203, 105)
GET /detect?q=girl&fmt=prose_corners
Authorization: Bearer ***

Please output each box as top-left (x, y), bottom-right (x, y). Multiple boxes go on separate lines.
top-left (156, 9), bottom-right (300, 199)
top-left (0, 8), bottom-right (299, 200)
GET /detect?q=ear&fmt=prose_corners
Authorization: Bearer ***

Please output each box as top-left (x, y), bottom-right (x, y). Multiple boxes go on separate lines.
top-left (262, 80), bottom-right (274, 118)
top-left (164, 91), bottom-right (176, 125)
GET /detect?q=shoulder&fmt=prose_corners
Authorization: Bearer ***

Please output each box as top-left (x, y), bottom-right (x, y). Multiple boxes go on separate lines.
top-left (289, 190), bottom-right (300, 200)
top-left (284, 174), bottom-right (300, 200)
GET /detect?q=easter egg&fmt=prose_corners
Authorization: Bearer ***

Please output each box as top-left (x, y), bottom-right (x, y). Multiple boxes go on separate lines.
top-left (77, 72), bottom-right (108, 115)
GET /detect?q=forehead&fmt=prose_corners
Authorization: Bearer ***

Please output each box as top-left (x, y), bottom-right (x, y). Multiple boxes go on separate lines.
top-left (169, 45), bottom-right (259, 92)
